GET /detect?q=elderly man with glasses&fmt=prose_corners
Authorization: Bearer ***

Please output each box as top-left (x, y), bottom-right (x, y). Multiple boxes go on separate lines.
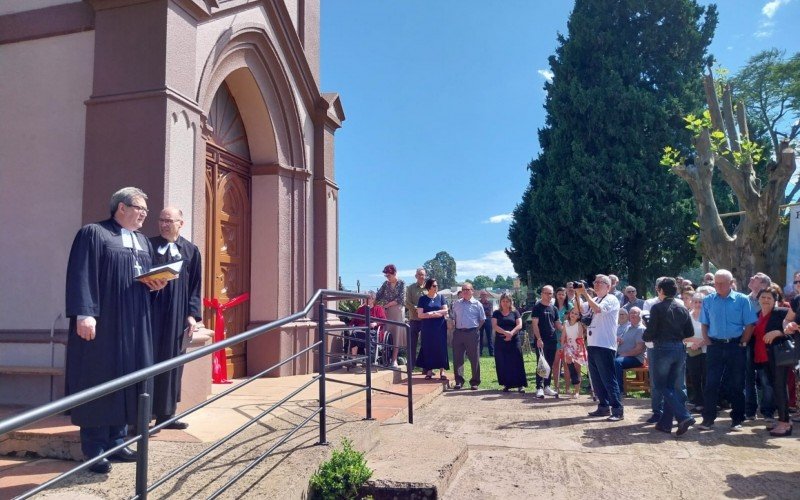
top-left (575, 274), bottom-right (624, 421)
top-left (65, 187), bottom-right (168, 473)
top-left (451, 284), bottom-right (486, 390)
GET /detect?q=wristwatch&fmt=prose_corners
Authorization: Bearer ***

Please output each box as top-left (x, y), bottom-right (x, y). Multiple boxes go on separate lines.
top-left (739, 342), bottom-right (747, 347)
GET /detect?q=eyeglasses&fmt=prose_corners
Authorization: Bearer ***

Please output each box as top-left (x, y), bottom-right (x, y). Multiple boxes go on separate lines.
top-left (542, 291), bottom-right (552, 295)
top-left (463, 288), bottom-right (473, 291)
top-left (431, 284), bottom-right (439, 288)
top-left (127, 204), bottom-right (149, 214)
top-left (794, 281), bottom-right (800, 285)
top-left (159, 218), bottom-right (181, 224)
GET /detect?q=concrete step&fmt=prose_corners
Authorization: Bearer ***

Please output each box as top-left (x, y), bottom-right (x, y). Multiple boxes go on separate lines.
top-left (362, 422), bottom-right (469, 499)
top-left (0, 371), bottom-right (447, 499)
top-left (0, 368), bottom-right (402, 462)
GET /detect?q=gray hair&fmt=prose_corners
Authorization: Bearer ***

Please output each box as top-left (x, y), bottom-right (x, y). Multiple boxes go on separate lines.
top-left (715, 269), bottom-right (733, 282)
top-left (595, 274), bottom-right (611, 286)
top-left (628, 307), bottom-right (642, 315)
top-left (753, 272), bottom-right (771, 287)
top-left (110, 187), bottom-right (147, 216)
top-left (365, 290), bottom-right (376, 300)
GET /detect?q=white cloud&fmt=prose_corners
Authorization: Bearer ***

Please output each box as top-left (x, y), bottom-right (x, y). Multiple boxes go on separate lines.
top-left (484, 213), bottom-right (513, 224)
top-left (762, 0), bottom-right (790, 18)
top-left (754, 29), bottom-right (773, 38)
top-left (537, 69), bottom-right (554, 83)
top-left (456, 250), bottom-right (516, 281)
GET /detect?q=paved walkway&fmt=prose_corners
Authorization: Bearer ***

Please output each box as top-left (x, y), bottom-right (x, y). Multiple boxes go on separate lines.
top-left (408, 391), bottom-right (800, 499)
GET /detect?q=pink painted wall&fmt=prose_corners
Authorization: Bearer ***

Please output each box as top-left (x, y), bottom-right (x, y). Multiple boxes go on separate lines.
top-left (0, 31), bottom-right (94, 329)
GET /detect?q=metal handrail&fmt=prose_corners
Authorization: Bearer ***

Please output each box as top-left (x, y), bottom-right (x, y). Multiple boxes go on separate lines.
top-left (0, 289), bottom-right (357, 435)
top-left (1, 289), bottom-right (415, 499)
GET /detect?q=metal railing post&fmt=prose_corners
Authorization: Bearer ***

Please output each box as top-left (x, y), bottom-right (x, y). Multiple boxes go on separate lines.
top-left (317, 299), bottom-right (328, 445)
top-left (135, 389), bottom-right (151, 499)
top-left (406, 325), bottom-right (414, 424)
top-left (364, 306), bottom-right (373, 420)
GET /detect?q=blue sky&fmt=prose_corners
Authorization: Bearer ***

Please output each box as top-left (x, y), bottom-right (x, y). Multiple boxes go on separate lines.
top-left (320, 0), bottom-right (799, 291)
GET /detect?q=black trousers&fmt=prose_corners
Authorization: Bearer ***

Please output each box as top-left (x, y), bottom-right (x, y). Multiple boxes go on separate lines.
top-left (535, 341), bottom-right (558, 389)
top-left (685, 352), bottom-right (706, 407)
top-left (767, 350), bottom-right (791, 422)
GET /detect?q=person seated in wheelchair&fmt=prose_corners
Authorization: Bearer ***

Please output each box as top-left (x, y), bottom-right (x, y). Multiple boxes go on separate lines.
top-left (347, 291), bottom-right (388, 370)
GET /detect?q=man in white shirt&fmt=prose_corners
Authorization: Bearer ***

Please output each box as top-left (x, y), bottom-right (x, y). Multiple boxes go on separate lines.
top-left (576, 274), bottom-right (623, 421)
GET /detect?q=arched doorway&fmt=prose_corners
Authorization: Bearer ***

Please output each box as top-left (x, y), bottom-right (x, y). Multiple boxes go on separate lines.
top-left (204, 82), bottom-right (252, 379)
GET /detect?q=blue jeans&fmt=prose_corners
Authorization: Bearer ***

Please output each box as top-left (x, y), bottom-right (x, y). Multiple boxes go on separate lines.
top-left (753, 364), bottom-right (775, 418)
top-left (480, 320), bottom-right (494, 355)
top-left (614, 356), bottom-right (643, 393)
top-left (588, 346), bottom-right (623, 416)
top-left (702, 341), bottom-right (747, 424)
top-left (649, 342), bottom-right (692, 429)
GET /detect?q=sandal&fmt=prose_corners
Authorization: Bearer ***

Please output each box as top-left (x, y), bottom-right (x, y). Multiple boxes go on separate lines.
top-left (439, 375), bottom-right (448, 381)
top-left (424, 374), bottom-right (433, 380)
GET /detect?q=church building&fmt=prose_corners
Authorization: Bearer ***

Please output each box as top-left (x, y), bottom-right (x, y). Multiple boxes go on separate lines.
top-left (0, 0), bottom-right (343, 405)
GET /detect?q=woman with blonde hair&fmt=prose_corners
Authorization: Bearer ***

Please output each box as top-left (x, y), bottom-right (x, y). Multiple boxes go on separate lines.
top-left (493, 293), bottom-right (527, 392)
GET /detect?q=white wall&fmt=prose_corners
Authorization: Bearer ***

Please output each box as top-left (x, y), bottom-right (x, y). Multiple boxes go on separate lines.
top-left (0, 31), bottom-right (94, 329)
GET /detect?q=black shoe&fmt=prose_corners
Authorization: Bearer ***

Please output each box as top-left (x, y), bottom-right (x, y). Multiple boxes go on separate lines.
top-left (109, 447), bottom-right (138, 462)
top-left (730, 420), bottom-right (744, 431)
top-left (156, 416), bottom-right (190, 430)
top-left (87, 458), bottom-right (112, 474)
top-left (654, 425), bottom-right (672, 434)
top-left (164, 421), bottom-right (189, 430)
top-left (453, 384), bottom-right (463, 390)
top-left (606, 414), bottom-right (624, 422)
top-left (503, 386), bottom-right (510, 392)
top-left (645, 414), bottom-right (661, 424)
top-left (695, 419), bottom-right (715, 430)
top-left (676, 417), bottom-right (696, 436)
top-left (588, 408), bottom-right (611, 417)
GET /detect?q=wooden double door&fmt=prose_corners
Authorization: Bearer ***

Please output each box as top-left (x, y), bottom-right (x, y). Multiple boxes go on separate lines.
top-left (204, 143), bottom-right (251, 378)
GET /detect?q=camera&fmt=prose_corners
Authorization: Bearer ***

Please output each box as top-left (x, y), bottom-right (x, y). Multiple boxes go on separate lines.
top-left (571, 280), bottom-right (587, 289)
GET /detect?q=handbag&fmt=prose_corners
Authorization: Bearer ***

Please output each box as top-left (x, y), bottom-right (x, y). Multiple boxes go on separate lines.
top-left (772, 335), bottom-right (799, 367)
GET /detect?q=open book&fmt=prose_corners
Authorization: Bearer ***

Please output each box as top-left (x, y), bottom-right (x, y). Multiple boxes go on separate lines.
top-left (135, 260), bottom-right (183, 283)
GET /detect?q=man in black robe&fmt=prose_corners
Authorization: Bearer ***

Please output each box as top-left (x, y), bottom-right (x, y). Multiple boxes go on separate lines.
top-left (65, 187), bottom-right (167, 473)
top-left (150, 206), bottom-right (203, 429)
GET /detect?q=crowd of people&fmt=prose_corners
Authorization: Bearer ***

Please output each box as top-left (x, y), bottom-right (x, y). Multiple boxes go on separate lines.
top-left (363, 265), bottom-right (800, 439)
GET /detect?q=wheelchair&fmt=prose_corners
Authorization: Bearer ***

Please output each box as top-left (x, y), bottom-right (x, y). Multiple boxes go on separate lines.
top-left (343, 324), bottom-right (393, 369)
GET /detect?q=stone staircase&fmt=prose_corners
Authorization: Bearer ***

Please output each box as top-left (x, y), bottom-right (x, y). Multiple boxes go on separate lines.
top-left (0, 371), bottom-right (469, 499)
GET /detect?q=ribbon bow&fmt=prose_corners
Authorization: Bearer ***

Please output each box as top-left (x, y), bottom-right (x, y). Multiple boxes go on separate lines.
top-left (203, 292), bottom-right (250, 384)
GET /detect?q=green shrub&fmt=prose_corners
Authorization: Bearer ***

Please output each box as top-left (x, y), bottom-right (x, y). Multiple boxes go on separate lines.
top-left (309, 438), bottom-right (372, 500)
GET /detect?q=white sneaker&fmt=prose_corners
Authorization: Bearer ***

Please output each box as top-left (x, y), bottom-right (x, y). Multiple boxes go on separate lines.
top-left (390, 361), bottom-right (399, 368)
top-left (535, 388), bottom-right (545, 399)
top-left (544, 386), bottom-right (558, 397)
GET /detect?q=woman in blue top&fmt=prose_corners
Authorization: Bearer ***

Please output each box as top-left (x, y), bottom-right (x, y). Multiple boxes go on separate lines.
top-left (416, 278), bottom-right (449, 380)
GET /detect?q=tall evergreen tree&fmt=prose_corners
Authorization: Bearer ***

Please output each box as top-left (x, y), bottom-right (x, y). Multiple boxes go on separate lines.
top-left (507, 0), bottom-right (717, 292)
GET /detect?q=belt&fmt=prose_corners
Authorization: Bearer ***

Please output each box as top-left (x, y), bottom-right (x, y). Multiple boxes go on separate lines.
top-left (709, 336), bottom-right (741, 344)
top-left (455, 327), bottom-right (479, 331)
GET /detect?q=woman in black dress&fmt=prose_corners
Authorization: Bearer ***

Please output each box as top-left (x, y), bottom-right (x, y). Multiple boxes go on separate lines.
top-left (493, 293), bottom-right (527, 392)
top-left (416, 278), bottom-right (449, 380)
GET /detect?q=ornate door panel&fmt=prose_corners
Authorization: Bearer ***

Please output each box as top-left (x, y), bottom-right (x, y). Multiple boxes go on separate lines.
top-left (204, 82), bottom-right (252, 378)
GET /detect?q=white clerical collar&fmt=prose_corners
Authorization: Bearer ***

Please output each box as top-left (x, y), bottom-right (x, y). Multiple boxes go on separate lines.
top-left (158, 241), bottom-right (181, 258)
top-left (120, 228), bottom-right (143, 250)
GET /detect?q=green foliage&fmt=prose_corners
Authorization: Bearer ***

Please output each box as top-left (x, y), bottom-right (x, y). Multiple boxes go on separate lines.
top-left (472, 275), bottom-right (494, 290)
top-left (508, 0), bottom-right (715, 293)
top-left (423, 251), bottom-right (457, 289)
top-left (309, 438), bottom-right (372, 500)
top-left (660, 146), bottom-right (684, 168)
top-left (732, 138), bottom-right (764, 166)
top-left (730, 49), bottom-right (800, 152)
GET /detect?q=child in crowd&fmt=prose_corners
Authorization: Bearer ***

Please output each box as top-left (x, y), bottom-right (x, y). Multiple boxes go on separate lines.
top-left (561, 307), bottom-right (588, 398)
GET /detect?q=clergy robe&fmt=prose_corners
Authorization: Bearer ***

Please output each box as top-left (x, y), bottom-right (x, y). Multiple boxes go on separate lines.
top-left (65, 219), bottom-right (155, 427)
top-left (149, 235), bottom-right (202, 417)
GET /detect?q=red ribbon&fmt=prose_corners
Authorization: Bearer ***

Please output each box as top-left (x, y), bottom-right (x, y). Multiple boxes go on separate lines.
top-left (203, 292), bottom-right (250, 384)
